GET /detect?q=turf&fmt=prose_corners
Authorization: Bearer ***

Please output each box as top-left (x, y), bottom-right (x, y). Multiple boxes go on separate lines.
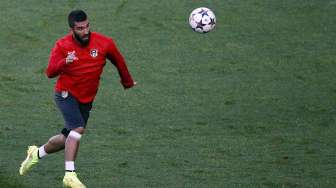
top-left (1, 0), bottom-right (336, 187)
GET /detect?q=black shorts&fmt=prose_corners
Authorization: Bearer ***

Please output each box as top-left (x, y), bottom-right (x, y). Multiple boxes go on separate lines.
top-left (54, 91), bottom-right (92, 131)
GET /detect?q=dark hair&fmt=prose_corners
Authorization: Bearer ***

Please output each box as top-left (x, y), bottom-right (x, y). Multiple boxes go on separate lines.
top-left (68, 10), bottom-right (87, 28)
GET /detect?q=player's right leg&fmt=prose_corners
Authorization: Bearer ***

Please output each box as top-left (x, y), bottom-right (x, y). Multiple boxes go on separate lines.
top-left (19, 145), bottom-right (39, 175)
top-left (19, 134), bottom-right (66, 176)
top-left (44, 134), bottom-right (67, 153)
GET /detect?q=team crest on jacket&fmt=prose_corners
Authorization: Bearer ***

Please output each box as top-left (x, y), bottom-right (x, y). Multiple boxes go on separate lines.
top-left (90, 49), bottom-right (98, 58)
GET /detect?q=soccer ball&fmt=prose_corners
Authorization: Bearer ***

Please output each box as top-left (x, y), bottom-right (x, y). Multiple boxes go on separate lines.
top-left (189, 7), bottom-right (216, 33)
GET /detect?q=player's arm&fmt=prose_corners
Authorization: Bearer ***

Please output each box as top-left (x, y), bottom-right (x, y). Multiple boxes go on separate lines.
top-left (106, 39), bottom-right (135, 89)
top-left (45, 43), bottom-right (70, 78)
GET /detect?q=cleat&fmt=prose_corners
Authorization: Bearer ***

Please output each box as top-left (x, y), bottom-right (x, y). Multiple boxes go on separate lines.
top-left (63, 172), bottom-right (86, 188)
top-left (19, 145), bottom-right (39, 175)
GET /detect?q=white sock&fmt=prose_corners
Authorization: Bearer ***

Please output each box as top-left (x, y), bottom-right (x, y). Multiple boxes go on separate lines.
top-left (65, 161), bottom-right (75, 171)
top-left (38, 145), bottom-right (48, 159)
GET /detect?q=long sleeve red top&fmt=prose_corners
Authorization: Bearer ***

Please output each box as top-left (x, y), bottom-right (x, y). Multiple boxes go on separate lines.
top-left (46, 32), bottom-right (134, 103)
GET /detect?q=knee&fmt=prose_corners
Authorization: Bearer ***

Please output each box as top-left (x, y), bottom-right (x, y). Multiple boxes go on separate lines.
top-left (48, 135), bottom-right (66, 145)
top-left (73, 127), bottom-right (85, 135)
top-left (67, 128), bottom-right (85, 141)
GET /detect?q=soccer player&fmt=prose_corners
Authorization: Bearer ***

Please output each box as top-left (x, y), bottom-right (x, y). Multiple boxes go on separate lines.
top-left (19, 10), bottom-right (136, 188)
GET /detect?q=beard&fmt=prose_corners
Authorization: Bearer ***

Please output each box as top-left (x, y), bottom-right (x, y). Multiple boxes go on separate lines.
top-left (74, 31), bottom-right (91, 46)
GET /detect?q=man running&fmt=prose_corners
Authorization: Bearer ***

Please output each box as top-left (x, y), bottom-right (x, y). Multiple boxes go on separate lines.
top-left (19, 9), bottom-right (136, 188)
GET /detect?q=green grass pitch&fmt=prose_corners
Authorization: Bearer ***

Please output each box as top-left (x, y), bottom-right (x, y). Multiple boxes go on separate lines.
top-left (0, 0), bottom-right (336, 187)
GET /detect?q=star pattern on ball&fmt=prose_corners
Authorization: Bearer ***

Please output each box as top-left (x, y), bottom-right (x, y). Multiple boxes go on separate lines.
top-left (189, 7), bottom-right (216, 33)
top-left (198, 8), bottom-right (206, 14)
top-left (209, 18), bottom-right (216, 26)
top-left (196, 19), bottom-right (206, 29)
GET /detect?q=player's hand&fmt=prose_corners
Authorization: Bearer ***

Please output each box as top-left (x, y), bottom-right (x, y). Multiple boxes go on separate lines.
top-left (124, 81), bottom-right (137, 90)
top-left (65, 51), bottom-right (78, 64)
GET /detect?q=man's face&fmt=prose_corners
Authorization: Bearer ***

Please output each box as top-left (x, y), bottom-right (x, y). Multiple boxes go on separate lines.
top-left (72, 20), bottom-right (90, 46)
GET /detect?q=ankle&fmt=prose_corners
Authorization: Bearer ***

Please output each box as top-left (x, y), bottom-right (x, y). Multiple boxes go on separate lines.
top-left (65, 161), bottom-right (75, 171)
top-left (38, 145), bottom-right (48, 159)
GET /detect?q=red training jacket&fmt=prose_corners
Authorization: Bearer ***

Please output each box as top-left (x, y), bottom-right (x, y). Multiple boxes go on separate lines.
top-left (46, 32), bottom-right (134, 103)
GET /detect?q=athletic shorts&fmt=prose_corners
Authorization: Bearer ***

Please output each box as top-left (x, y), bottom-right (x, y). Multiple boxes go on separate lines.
top-left (54, 91), bottom-right (92, 131)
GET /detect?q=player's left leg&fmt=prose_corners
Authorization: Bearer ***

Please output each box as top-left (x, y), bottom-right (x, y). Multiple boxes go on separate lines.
top-left (64, 127), bottom-right (85, 165)
top-left (55, 92), bottom-right (92, 188)
top-left (63, 127), bottom-right (86, 188)
top-left (63, 100), bottom-right (92, 172)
